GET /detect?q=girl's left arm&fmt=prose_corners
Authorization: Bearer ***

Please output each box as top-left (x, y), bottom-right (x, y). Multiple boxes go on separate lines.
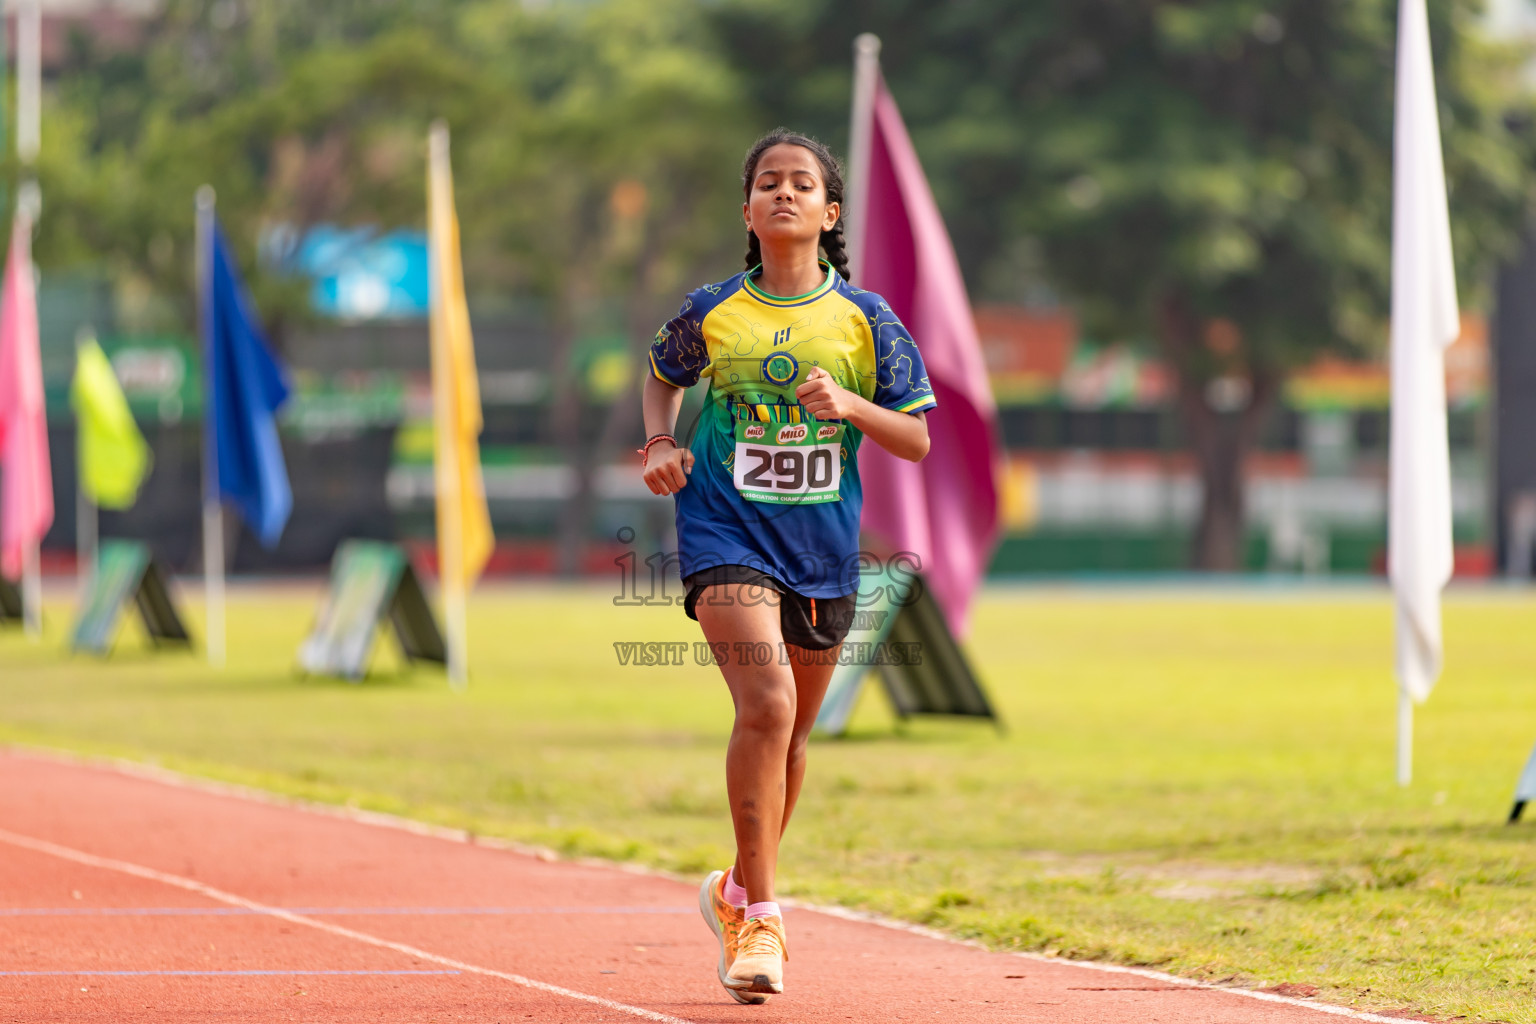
top-left (795, 366), bottom-right (930, 462)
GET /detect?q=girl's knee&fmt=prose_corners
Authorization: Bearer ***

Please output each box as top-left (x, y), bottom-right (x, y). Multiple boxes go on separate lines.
top-left (737, 685), bottom-right (796, 737)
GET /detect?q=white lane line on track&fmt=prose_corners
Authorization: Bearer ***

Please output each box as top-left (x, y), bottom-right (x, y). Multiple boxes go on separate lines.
top-left (2, 970), bottom-right (461, 977)
top-left (0, 827), bottom-right (697, 1024)
top-left (3, 746), bottom-right (1430, 1024)
top-left (3, 906), bottom-right (694, 916)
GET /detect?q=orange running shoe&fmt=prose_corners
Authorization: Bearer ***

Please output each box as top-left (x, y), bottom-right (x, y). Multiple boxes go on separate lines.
top-left (726, 915), bottom-right (787, 995)
top-left (698, 870), bottom-right (763, 1004)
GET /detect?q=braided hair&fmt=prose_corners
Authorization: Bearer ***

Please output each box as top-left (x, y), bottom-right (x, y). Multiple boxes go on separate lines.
top-left (741, 129), bottom-right (851, 282)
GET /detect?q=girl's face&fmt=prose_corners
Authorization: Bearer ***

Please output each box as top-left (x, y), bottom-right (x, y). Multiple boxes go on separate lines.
top-left (743, 143), bottom-right (840, 251)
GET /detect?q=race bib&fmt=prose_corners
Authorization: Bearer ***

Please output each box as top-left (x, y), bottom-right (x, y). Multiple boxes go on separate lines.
top-left (733, 419), bottom-right (844, 504)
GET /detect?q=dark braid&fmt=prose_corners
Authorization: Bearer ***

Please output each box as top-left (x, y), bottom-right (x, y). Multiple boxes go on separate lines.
top-left (741, 128), bottom-right (851, 281)
top-left (743, 228), bottom-right (762, 275)
top-left (819, 219), bottom-right (851, 282)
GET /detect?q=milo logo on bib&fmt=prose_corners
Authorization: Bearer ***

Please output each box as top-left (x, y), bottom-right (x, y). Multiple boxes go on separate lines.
top-left (744, 424), bottom-right (766, 439)
top-left (776, 424), bottom-right (808, 444)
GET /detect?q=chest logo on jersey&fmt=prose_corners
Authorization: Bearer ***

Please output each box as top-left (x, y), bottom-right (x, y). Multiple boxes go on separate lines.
top-left (761, 352), bottom-right (798, 385)
top-left (773, 326), bottom-right (793, 345)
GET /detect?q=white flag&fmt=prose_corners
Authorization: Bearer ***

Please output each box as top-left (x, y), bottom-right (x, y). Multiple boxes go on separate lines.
top-left (1389, 0), bottom-right (1459, 704)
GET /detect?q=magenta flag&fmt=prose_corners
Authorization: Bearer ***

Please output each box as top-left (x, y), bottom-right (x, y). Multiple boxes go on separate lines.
top-left (0, 211), bottom-right (52, 581)
top-left (854, 72), bottom-right (1002, 636)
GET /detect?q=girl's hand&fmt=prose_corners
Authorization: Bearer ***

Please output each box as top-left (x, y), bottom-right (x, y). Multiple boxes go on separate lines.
top-left (643, 442), bottom-right (695, 495)
top-left (795, 365), bottom-right (858, 421)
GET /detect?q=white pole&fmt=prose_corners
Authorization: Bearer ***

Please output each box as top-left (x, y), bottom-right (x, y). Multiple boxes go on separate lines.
top-left (428, 122), bottom-right (468, 691)
top-left (844, 33), bottom-right (882, 282)
top-left (444, 570), bottom-right (467, 692)
top-left (16, 0), bottom-right (39, 165)
top-left (1397, 691), bottom-right (1413, 787)
top-left (76, 474), bottom-right (95, 601)
top-left (75, 331), bottom-right (97, 603)
top-left (196, 185), bottom-right (225, 667)
top-left (202, 500), bottom-right (224, 665)
top-left (21, 542), bottom-right (40, 637)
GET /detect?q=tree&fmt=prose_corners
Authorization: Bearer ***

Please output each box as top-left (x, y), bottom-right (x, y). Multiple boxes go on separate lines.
top-left (440, 0), bottom-right (751, 573)
top-left (715, 0), bottom-right (1536, 568)
top-left (34, 0), bottom-right (752, 572)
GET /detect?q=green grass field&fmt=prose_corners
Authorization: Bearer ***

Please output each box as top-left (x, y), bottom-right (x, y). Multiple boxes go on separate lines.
top-left (3, 583), bottom-right (1535, 1021)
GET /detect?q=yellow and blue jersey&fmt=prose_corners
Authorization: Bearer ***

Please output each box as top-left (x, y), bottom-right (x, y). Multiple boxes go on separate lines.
top-left (649, 261), bottom-right (937, 598)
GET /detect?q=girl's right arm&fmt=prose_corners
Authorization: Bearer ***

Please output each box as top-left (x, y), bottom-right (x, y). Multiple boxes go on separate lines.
top-left (641, 374), bottom-right (695, 495)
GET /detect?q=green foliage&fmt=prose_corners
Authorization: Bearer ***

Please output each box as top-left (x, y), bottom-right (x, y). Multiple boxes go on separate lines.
top-left (36, 0), bottom-right (1536, 368)
top-left (4, 588), bottom-right (1536, 1021)
top-left (718, 0), bottom-right (1534, 360)
top-left (34, 0), bottom-right (750, 337)
top-left (715, 0), bottom-right (1536, 565)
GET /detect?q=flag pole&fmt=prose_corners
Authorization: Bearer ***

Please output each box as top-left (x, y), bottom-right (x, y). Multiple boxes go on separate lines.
top-left (16, 0), bottom-right (38, 165)
top-left (75, 331), bottom-right (97, 603)
top-left (196, 185), bottom-right (225, 667)
top-left (20, 543), bottom-right (39, 635)
top-left (75, 482), bottom-right (94, 602)
top-left (845, 33), bottom-right (881, 282)
top-left (428, 121), bottom-right (468, 691)
top-left (74, 458), bottom-right (97, 604)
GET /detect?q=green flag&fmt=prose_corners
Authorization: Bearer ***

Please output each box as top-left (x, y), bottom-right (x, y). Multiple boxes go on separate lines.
top-left (71, 340), bottom-right (150, 509)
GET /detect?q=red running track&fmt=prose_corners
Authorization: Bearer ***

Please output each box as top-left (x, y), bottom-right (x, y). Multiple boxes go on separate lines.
top-left (1, 750), bottom-right (1405, 1024)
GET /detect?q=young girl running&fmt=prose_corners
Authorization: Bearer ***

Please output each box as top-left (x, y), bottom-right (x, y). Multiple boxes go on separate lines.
top-left (640, 129), bottom-right (935, 1003)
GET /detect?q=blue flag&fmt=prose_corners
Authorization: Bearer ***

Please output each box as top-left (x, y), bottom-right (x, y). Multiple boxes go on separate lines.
top-left (204, 219), bottom-right (292, 548)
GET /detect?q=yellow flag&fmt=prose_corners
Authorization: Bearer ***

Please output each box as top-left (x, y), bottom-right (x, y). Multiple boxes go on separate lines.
top-left (428, 123), bottom-right (493, 594)
top-left (70, 339), bottom-right (151, 509)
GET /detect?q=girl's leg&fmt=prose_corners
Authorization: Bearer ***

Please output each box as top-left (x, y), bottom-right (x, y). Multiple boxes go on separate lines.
top-left (777, 643), bottom-right (839, 835)
top-left (695, 583), bottom-right (795, 906)
top-left (726, 643), bottom-right (840, 892)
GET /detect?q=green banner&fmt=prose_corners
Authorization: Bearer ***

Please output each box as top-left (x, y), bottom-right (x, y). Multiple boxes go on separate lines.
top-left (812, 563), bottom-right (909, 735)
top-left (70, 541), bottom-right (192, 655)
top-left (298, 540), bottom-right (446, 680)
top-left (813, 562), bottom-right (1000, 737)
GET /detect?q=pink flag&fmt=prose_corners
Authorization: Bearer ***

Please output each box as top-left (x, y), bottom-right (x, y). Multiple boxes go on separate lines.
top-left (0, 211), bottom-right (52, 581)
top-left (854, 72), bottom-right (1002, 636)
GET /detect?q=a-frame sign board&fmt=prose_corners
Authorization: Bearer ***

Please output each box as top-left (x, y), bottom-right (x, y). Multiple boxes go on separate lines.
top-left (813, 563), bottom-right (1001, 737)
top-left (70, 541), bottom-right (193, 655)
top-left (0, 575), bottom-right (21, 624)
top-left (298, 540), bottom-right (446, 681)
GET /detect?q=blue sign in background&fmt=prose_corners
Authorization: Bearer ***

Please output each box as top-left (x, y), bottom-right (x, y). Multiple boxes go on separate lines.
top-left (266, 225), bottom-right (429, 320)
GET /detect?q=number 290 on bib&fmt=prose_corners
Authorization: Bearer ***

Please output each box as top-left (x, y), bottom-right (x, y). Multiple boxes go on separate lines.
top-left (732, 420), bottom-right (844, 504)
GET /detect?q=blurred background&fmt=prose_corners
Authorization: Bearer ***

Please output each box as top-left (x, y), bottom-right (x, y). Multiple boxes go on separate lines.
top-left (14, 0), bottom-right (1536, 581)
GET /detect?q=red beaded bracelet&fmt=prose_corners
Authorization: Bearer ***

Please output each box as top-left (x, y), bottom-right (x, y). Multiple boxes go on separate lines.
top-left (637, 434), bottom-right (676, 467)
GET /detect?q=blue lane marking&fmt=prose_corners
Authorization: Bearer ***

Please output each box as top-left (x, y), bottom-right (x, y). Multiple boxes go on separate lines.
top-left (1, 906), bottom-right (693, 917)
top-left (0, 976), bottom-right (457, 982)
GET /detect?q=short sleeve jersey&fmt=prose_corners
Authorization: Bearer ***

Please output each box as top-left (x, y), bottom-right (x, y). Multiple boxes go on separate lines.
top-left (649, 262), bottom-right (937, 598)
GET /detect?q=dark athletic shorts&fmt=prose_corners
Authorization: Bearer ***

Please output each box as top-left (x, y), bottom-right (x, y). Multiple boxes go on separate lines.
top-left (682, 564), bottom-right (857, 651)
